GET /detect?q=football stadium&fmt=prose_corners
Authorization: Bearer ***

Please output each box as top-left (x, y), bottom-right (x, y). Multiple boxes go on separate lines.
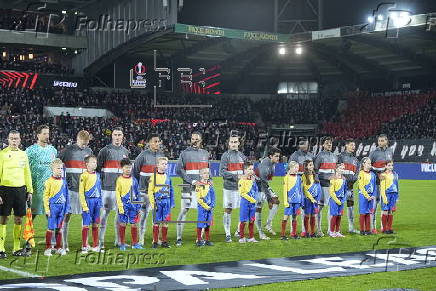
top-left (0, 0), bottom-right (435, 290)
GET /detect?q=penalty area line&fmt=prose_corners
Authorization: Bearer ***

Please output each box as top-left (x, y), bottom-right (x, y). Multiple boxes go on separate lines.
top-left (0, 264), bottom-right (41, 278)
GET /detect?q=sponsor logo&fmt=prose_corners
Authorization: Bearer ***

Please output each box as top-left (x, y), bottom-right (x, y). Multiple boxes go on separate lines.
top-left (53, 81), bottom-right (78, 88)
top-left (421, 163), bottom-right (436, 172)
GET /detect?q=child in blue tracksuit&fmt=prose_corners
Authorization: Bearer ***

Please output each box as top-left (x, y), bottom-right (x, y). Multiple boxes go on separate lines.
top-left (238, 161), bottom-right (258, 243)
top-left (329, 163), bottom-right (347, 238)
top-left (196, 167), bottom-right (215, 247)
top-left (282, 161), bottom-right (304, 240)
top-left (116, 158), bottom-right (142, 251)
top-left (358, 157), bottom-right (376, 235)
top-left (148, 157), bottom-right (174, 249)
top-left (44, 159), bottom-right (69, 256)
top-left (302, 159), bottom-right (322, 238)
top-left (380, 161), bottom-right (399, 234)
top-left (79, 155), bottom-right (102, 253)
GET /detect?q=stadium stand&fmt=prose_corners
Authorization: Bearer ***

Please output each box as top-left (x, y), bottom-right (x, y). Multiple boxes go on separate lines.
top-left (0, 9), bottom-right (67, 34)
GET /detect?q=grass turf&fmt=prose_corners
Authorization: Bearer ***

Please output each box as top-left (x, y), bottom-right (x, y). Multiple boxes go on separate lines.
top-left (0, 178), bottom-right (435, 290)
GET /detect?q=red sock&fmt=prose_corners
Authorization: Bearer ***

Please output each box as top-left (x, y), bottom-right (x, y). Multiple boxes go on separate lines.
top-left (131, 225), bottom-right (138, 245)
top-left (310, 216), bottom-right (316, 235)
top-left (92, 226), bottom-right (98, 248)
top-left (119, 225), bottom-right (126, 245)
top-left (46, 231), bottom-right (52, 249)
top-left (387, 214), bottom-right (393, 231)
top-left (239, 222), bottom-right (245, 238)
top-left (291, 220), bottom-right (297, 236)
top-left (205, 226), bottom-right (210, 241)
top-left (196, 227), bottom-right (202, 241)
top-left (365, 214), bottom-right (371, 232)
top-left (248, 222), bottom-right (254, 239)
top-left (304, 216), bottom-right (309, 234)
top-left (152, 225), bottom-right (159, 243)
top-left (162, 226), bottom-right (168, 242)
top-left (359, 214), bottom-right (365, 231)
top-left (330, 216), bottom-right (336, 233)
top-left (281, 220), bottom-right (287, 236)
top-left (55, 229), bottom-right (62, 249)
top-left (336, 216), bottom-right (342, 233)
top-left (82, 227), bottom-right (89, 248)
top-left (381, 214), bottom-right (388, 232)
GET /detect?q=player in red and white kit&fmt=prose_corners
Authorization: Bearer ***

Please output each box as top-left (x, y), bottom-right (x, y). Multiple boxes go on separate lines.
top-left (97, 128), bottom-right (130, 248)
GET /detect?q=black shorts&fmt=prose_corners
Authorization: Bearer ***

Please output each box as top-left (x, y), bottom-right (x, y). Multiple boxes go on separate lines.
top-left (0, 186), bottom-right (27, 217)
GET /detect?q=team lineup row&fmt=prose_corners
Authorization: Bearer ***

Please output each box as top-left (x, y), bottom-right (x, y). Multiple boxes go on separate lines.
top-left (0, 125), bottom-right (397, 258)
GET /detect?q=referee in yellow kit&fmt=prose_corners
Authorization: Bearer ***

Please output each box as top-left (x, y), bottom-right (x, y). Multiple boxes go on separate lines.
top-left (0, 130), bottom-right (33, 258)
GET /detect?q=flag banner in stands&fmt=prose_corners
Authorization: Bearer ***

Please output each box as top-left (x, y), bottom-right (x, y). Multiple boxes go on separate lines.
top-left (1, 246), bottom-right (435, 290)
top-left (0, 71), bottom-right (38, 89)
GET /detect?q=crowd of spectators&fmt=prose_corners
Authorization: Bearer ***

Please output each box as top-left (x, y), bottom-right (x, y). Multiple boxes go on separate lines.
top-left (0, 58), bottom-right (74, 75)
top-left (321, 90), bottom-right (436, 139)
top-left (0, 9), bottom-right (67, 34)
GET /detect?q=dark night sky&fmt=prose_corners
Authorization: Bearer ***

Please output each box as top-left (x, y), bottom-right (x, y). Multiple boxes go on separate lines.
top-left (179, 0), bottom-right (436, 32)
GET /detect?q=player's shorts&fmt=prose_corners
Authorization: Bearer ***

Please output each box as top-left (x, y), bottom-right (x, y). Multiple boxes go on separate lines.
top-left (284, 203), bottom-right (302, 216)
top-left (303, 198), bottom-right (318, 215)
top-left (181, 191), bottom-right (198, 209)
top-left (330, 198), bottom-right (345, 216)
top-left (0, 186), bottom-right (27, 217)
top-left (197, 207), bottom-right (213, 228)
top-left (359, 193), bottom-right (375, 214)
top-left (240, 201), bottom-right (256, 222)
top-left (153, 198), bottom-right (172, 223)
top-left (382, 193), bottom-right (398, 211)
top-left (68, 190), bottom-right (83, 215)
top-left (82, 198), bottom-right (101, 225)
top-left (118, 203), bottom-right (140, 224)
top-left (101, 190), bottom-right (117, 210)
top-left (256, 191), bottom-right (278, 208)
top-left (319, 187), bottom-right (331, 206)
top-left (139, 191), bottom-right (151, 210)
top-left (223, 189), bottom-right (240, 209)
top-left (346, 190), bottom-right (354, 201)
top-left (47, 203), bottom-right (67, 230)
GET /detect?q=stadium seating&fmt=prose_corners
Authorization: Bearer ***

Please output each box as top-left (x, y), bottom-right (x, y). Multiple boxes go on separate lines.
top-left (0, 9), bottom-right (67, 34)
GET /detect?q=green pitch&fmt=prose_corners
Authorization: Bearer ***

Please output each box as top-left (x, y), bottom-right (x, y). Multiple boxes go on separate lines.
top-left (1, 178), bottom-right (435, 290)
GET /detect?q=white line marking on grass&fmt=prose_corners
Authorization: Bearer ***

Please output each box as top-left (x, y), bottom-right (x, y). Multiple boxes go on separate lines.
top-left (0, 265), bottom-right (40, 278)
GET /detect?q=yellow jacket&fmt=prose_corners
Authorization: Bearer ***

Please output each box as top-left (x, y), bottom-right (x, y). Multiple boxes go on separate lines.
top-left (0, 147), bottom-right (33, 193)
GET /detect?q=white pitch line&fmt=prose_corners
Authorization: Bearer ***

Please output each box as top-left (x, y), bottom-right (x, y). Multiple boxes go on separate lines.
top-left (0, 265), bottom-right (40, 278)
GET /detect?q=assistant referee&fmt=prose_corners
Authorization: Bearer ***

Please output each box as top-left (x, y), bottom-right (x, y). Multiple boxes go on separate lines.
top-left (0, 130), bottom-right (33, 259)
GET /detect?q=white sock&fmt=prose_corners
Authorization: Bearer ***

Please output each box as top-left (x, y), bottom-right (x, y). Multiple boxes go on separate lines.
top-left (372, 201), bottom-right (379, 230)
top-left (235, 222), bottom-right (241, 234)
top-left (62, 219), bottom-right (70, 249)
top-left (98, 208), bottom-right (110, 247)
top-left (301, 214), bottom-right (306, 233)
top-left (114, 213), bottom-right (119, 245)
top-left (176, 208), bottom-right (188, 240)
top-left (347, 206), bottom-right (354, 231)
top-left (139, 205), bottom-right (150, 245)
top-left (223, 212), bottom-right (231, 236)
top-left (266, 204), bottom-right (278, 228)
top-left (255, 212), bottom-right (263, 234)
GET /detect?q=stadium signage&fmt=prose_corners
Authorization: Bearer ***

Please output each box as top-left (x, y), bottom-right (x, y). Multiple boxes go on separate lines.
top-left (1, 246), bottom-right (435, 290)
top-left (53, 80), bottom-right (78, 88)
top-left (421, 163), bottom-right (436, 172)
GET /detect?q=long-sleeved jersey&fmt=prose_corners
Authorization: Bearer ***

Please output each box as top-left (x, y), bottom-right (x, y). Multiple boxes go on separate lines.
top-left (329, 177), bottom-right (346, 205)
top-left (78, 171), bottom-right (102, 212)
top-left (337, 151), bottom-right (359, 190)
top-left (132, 149), bottom-right (165, 192)
top-left (0, 147), bottom-right (33, 193)
top-left (176, 146), bottom-right (209, 192)
top-left (147, 172), bottom-right (174, 209)
top-left (219, 149), bottom-right (246, 190)
top-left (97, 144), bottom-right (130, 191)
top-left (26, 144), bottom-right (57, 196)
top-left (58, 144), bottom-right (93, 192)
top-left (380, 171), bottom-right (399, 202)
top-left (358, 170), bottom-right (376, 199)
top-left (314, 150), bottom-right (338, 187)
top-left (283, 174), bottom-right (303, 206)
top-left (369, 146), bottom-right (394, 174)
top-left (254, 157), bottom-right (275, 195)
top-left (239, 179), bottom-right (258, 204)
top-left (301, 174), bottom-right (321, 203)
top-left (289, 150), bottom-right (314, 174)
top-left (43, 176), bottom-right (69, 214)
top-left (115, 175), bottom-right (140, 214)
top-left (196, 183), bottom-right (216, 210)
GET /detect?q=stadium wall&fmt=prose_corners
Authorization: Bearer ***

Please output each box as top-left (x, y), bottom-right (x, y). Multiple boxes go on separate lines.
top-left (165, 162), bottom-right (436, 180)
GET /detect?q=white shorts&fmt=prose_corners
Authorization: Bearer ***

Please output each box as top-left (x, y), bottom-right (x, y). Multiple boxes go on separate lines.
top-left (319, 187), bottom-right (331, 206)
top-left (102, 190), bottom-right (117, 210)
top-left (256, 191), bottom-right (278, 208)
top-left (181, 191), bottom-right (198, 209)
top-left (68, 190), bottom-right (82, 214)
top-left (223, 189), bottom-right (240, 209)
top-left (139, 192), bottom-right (151, 211)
